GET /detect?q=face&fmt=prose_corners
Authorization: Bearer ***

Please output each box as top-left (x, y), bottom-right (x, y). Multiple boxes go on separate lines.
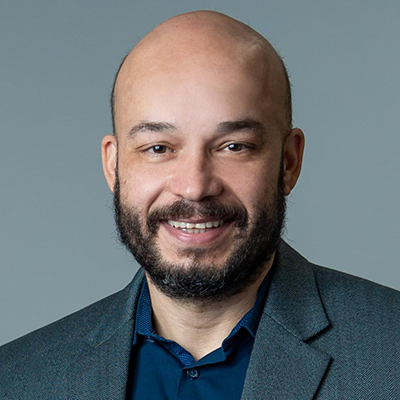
top-left (102, 49), bottom-right (304, 301)
top-left (113, 163), bottom-right (286, 301)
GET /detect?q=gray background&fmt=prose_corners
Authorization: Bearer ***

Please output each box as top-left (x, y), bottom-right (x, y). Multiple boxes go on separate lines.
top-left (1, 0), bottom-right (399, 346)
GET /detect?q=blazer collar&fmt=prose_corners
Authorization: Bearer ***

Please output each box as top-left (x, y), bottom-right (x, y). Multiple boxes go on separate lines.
top-left (84, 268), bottom-right (145, 348)
top-left (66, 269), bottom-right (145, 400)
top-left (241, 241), bottom-right (332, 400)
top-left (265, 240), bottom-right (330, 341)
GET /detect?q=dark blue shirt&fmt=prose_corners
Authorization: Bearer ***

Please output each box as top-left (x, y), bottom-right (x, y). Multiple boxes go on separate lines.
top-left (127, 270), bottom-right (273, 400)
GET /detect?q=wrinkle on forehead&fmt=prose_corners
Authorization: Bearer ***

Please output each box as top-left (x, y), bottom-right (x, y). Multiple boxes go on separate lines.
top-left (113, 11), bottom-right (289, 135)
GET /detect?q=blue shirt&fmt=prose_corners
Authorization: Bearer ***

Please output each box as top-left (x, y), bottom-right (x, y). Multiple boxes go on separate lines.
top-left (127, 270), bottom-right (273, 400)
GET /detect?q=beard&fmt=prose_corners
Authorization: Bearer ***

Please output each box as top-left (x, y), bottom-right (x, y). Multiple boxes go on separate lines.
top-left (113, 166), bottom-right (286, 303)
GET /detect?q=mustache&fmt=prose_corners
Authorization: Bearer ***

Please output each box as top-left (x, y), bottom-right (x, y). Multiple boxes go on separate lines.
top-left (146, 199), bottom-right (248, 234)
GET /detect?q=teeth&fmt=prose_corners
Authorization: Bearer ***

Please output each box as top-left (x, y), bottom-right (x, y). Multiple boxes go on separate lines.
top-left (167, 220), bottom-right (223, 231)
top-left (186, 228), bottom-right (207, 234)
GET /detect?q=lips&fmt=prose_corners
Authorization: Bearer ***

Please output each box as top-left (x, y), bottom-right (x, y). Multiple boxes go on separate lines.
top-left (167, 220), bottom-right (223, 234)
top-left (160, 217), bottom-right (231, 246)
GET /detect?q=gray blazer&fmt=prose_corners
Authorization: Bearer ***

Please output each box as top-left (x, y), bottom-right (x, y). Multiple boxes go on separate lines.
top-left (1, 241), bottom-right (399, 399)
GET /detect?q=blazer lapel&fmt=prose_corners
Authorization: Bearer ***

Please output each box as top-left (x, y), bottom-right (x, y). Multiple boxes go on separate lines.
top-left (241, 242), bottom-right (332, 400)
top-left (66, 269), bottom-right (145, 400)
top-left (59, 242), bottom-right (330, 399)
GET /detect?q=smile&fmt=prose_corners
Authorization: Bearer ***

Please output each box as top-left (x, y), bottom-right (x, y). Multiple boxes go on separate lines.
top-left (167, 220), bottom-right (224, 234)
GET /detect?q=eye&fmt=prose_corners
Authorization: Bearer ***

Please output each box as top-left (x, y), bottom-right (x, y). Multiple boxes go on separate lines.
top-left (226, 143), bottom-right (245, 152)
top-left (139, 143), bottom-right (176, 158)
top-left (148, 145), bottom-right (168, 154)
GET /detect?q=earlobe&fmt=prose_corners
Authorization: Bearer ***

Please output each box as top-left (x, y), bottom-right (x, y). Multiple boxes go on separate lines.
top-left (101, 134), bottom-right (118, 192)
top-left (283, 128), bottom-right (305, 196)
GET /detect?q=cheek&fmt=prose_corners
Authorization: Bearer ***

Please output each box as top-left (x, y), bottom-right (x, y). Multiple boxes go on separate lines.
top-left (222, 158), bottom-right (281, 208)
top-left (119, 165), bottom-right (167, 213)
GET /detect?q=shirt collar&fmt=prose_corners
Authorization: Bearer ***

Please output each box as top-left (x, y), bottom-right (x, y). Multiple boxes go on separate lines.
top-left (222, 265), bottom-right (274, 347)
top-left (133, 264), bottom-right (274, 346)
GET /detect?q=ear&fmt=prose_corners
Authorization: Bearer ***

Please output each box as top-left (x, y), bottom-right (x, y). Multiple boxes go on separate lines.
top-left (101, 134), bottom-right (118, 192)
top-left (282, 128), bottom-right (305, 196)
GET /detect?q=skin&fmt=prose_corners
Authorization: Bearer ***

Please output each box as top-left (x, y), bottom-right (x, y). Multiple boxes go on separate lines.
top-left (101, 11), bottom-right (305, 360)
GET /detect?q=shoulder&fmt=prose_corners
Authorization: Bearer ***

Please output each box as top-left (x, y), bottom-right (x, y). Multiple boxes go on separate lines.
top-left (0, 290), bottom-right (120, 378)
top-left (308, 262), bottom-right (400, 374)
top-left (273, 240), bottom-right (400, 350)
top-left (311, 262), bottom-right (400, 321)
top-left (0, 269), bottom-right (144, 393)
top-left (1, 288), bottom-right (119, 356)
top-left (279, 240), bottom-right (400, 320)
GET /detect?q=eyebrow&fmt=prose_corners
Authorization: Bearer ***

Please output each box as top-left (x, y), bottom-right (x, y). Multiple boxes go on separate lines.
top-left (128, 122), bottom-right (176, 137)
top-left (127, 118), bottom-right (265, 138)
top-left (216, 119), bottom-right (266, 135)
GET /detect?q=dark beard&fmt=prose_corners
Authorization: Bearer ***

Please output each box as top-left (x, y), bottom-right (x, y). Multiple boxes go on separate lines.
top-left (113, 167), bottom-right (286, 302)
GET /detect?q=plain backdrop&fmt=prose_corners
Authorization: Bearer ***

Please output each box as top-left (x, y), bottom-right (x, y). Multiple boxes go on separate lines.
top-left (1, 0), bottom-right (399, 346)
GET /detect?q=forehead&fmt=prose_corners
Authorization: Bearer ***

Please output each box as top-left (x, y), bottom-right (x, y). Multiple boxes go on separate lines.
top-left (114, 27), bottom-right (286, 137)
top-left (134, 69), bottom-right (267, 124)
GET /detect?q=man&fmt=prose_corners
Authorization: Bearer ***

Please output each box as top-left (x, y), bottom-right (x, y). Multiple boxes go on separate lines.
top-left (1, 10), bottom-right (399, 400)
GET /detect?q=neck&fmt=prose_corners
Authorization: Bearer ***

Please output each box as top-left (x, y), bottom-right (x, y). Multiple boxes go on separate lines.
top-left (146, 254), bottom-right (275, 361)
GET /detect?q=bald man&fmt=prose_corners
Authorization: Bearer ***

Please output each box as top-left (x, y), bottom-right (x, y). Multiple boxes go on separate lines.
top-left (1, 11), bottom-right (399, 400)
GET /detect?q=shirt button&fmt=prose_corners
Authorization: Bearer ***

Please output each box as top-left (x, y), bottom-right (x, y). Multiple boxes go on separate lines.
top-left (187, 368), bottom-right (199, 380)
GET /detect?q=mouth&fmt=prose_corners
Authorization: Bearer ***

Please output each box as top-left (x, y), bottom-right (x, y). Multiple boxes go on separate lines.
top-left (166, 219), bottom-right (224, 234)
top-left (160, 218), bottom-right (232, 247)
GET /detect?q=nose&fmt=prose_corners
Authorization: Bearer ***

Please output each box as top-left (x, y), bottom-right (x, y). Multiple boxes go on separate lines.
top-left (168, 151), bottom-right (223, 201)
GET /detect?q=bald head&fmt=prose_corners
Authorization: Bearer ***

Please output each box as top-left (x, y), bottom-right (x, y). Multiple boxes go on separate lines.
top-left (111, 11), bottom-right (292, 136)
